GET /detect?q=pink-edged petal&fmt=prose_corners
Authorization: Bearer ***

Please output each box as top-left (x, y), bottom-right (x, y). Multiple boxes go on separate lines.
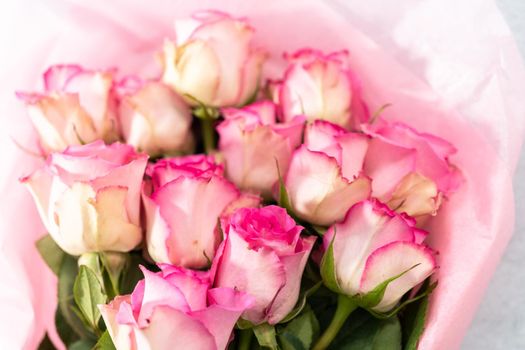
top-left (214, 229), bottom-right (286, 325)
top-left (271, 115), bottom-right (305, 148)
top-left (43, 64), bottom-right (83, 92)
top-left (387, 172), bottom-right (441, 217)
top-left (237, 49), bottom-right (267, 105)
top-left (285, 146), bottom-right (371, 226)
top-left (413, 229), bottom-right (429, 244)
top-left (222, 192), bottom-right (262, 219)
top-left (99, 296), bottom-right (137, 350)
top-left (53, 182), bottom-right (98, 255)
top-left (162, 267), bottom-right (210, 312)
top-left (152, 176), bottom-right (239, 268)
top-left (305, 120), bottom-right (346, 148)
top-left (337, 133), bottom-right (369, 180)
top-left (359, 241), bottom-right (436, 312)
top-left (347, 68), bottom-right (370, 129)
top-left (136, 267), bottom-right (190, 326)
top-left (134, 306), bottom-right (217, 350)
top-left (90, 155), bottom-right (148, 226)
top-left (119, 81), bottom-right (192, 155)
top-left (63, 69), bottom-right (116, 132)
top-left (20, 168), bottom-right (53, 233)
top-left (246, 101), bottom-right (277, 125)
top-left (218, 121), bottom-right (295, 197)
top-left (280, 64), bottom-right (323, 122)
top-left (317, 63), bottom-right (353, 127)
top-left (267, 236), bottom-right (316, 324)
top-left (190, 18), bottom-right (252, 106)
top-left (364, 138), bottom-right (416, 199)
top-left (26, 94), bottom-right (99, 152)
top-left (192, 288), bottom-right (253, 350)
top-left (162, 39), bottom-right (221, 106)
top-left (324, 200), bottom-right (415, 296)
top-left (143, 192), bottom-right (171, 264)
top-left (89, 186), bottom-right (142, 252)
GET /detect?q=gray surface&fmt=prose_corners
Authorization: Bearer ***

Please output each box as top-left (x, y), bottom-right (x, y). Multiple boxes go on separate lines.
top-left (462, 1), bottom-right (525, 349)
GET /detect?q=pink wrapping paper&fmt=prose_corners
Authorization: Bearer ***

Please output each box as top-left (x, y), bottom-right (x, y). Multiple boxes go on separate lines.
top-left (1, 0), bottom-right (524, 349)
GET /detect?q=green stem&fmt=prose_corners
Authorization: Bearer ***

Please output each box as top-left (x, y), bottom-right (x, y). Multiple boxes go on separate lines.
top-left (201, 117), bottom-right (215, 154)
top-left (237, 328), bottom-right (253, 350)
top-left (312, 294), bottom-right (358, 350)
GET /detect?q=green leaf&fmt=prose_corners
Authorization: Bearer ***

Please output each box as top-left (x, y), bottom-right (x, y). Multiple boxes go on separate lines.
top-left (69, 339), bottom-right (96, 350)
top-left (402, 297), bottom-right (428, 350)
top-left (36, 234), bottom-right (65, 276)
top-left (401, 279), bottom-right (434, 350)
top-left (78, 253), bottom-right (104, 287)
top-left (369, 281), bottom-right (437, 319)
top-left (236, 318), bottom-right (256, 330)
top-left (73, 265), bottom-right (107, 333)
top-left (280, 281), bottom-right (322, 323)
top-left (253, 323), bottom-right (279, 350)
top-left (93, 331), bottom-right (116, 350)
top-left (279, 307), bottom-right (320, 350)
top-left (356, 264), bottom-right (420, 309)
top-left (331, 316), bottom-right (402, 350)
top-left (320, 234), bottom-right (341, 293)
top-left (37, 333), bottom-right (55, 350)
top-left (55, 305), bottom-right (80, 346)
top-left (58, 254), bottom-right (92, 340)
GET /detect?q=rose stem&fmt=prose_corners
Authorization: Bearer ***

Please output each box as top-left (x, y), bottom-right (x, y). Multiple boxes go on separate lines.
top-left (312, 294), bottom-right (358, 350)
top-left (201, 117), bottom-right (215, 154)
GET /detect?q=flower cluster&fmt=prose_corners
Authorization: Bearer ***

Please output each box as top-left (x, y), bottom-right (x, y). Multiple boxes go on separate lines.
top-left (20, 10), bottom-right (460, 350)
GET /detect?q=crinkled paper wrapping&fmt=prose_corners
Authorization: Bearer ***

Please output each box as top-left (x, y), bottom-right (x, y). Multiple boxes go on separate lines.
top-left (0, 0), bottom-right (524, 349)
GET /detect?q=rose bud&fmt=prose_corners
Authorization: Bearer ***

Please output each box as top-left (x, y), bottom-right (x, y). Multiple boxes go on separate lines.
top-left (272, 49), bottom-right (369, 129)
top-left (21, 141), bottom-right (147, 255)
top-left (217, 101), bottom-right (304, 198)
top-left (117, 78), bottom-right (193, 156)
top-left (100, 265), bottom-right (253, 350)
top-left (321, 200), bottom-right (436, 312)
top-left (284, 121), bottom-right (372, 225)
top-left (305, 120), bottom-right (460, 218)
top-left (362, 121), bottom-right (461, 218)
top-left (143, 155), bottom-right (241, 269)
top-left (212, 206), bottom-right (315, 325)
top-left (161, 11), bottom-right (267, 107)
top-left (16, 64), bottom-right (119, 153)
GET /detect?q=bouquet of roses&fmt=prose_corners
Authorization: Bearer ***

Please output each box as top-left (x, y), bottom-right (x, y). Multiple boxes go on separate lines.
top-left (6, 3), bottom-right (523, 350)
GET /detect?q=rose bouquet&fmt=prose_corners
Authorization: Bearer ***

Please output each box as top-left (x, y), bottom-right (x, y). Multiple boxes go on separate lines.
top-left (2, 1), bottom-right (524, 350)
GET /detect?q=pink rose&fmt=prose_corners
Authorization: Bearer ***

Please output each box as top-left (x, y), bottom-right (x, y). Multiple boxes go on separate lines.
top-left (143, 155), bottom-right (241, 269)
top-left (362, 121), bottom-right (461, 216)
top-left (272, 49), bottom-right (369, 129)
top-left (161, 11), bottom-right (267, 107)
top-left (305, 120), bottom-right (461, 218)
top-left (322, 200), bottom-right (436, 312)
top-left (17, 64), bottom-right (119, 153)
top-left (217, 101), bottom-right (304, 197)
top-left (21, 141), bottom-right (147, 255)
top-left (117, 78), bottom-right (193, 156)
top-left (284, 121), bottom-right (372, 225)
top-left (212, 206), bottom-right (315, 325)
top-left (100, 265), bottom-right (253, 350)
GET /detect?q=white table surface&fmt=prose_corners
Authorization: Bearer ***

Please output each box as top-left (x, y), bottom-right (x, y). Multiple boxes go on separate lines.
top-left (462, 1), bottom-right (525, 349)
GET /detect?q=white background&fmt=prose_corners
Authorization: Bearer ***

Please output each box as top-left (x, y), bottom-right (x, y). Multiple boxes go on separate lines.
top-left (463, 1), bottom-right (525, 348)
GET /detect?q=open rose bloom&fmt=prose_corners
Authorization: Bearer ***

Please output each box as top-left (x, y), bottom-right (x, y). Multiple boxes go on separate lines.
top-left (1, 0), bottom-right (524, 349)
